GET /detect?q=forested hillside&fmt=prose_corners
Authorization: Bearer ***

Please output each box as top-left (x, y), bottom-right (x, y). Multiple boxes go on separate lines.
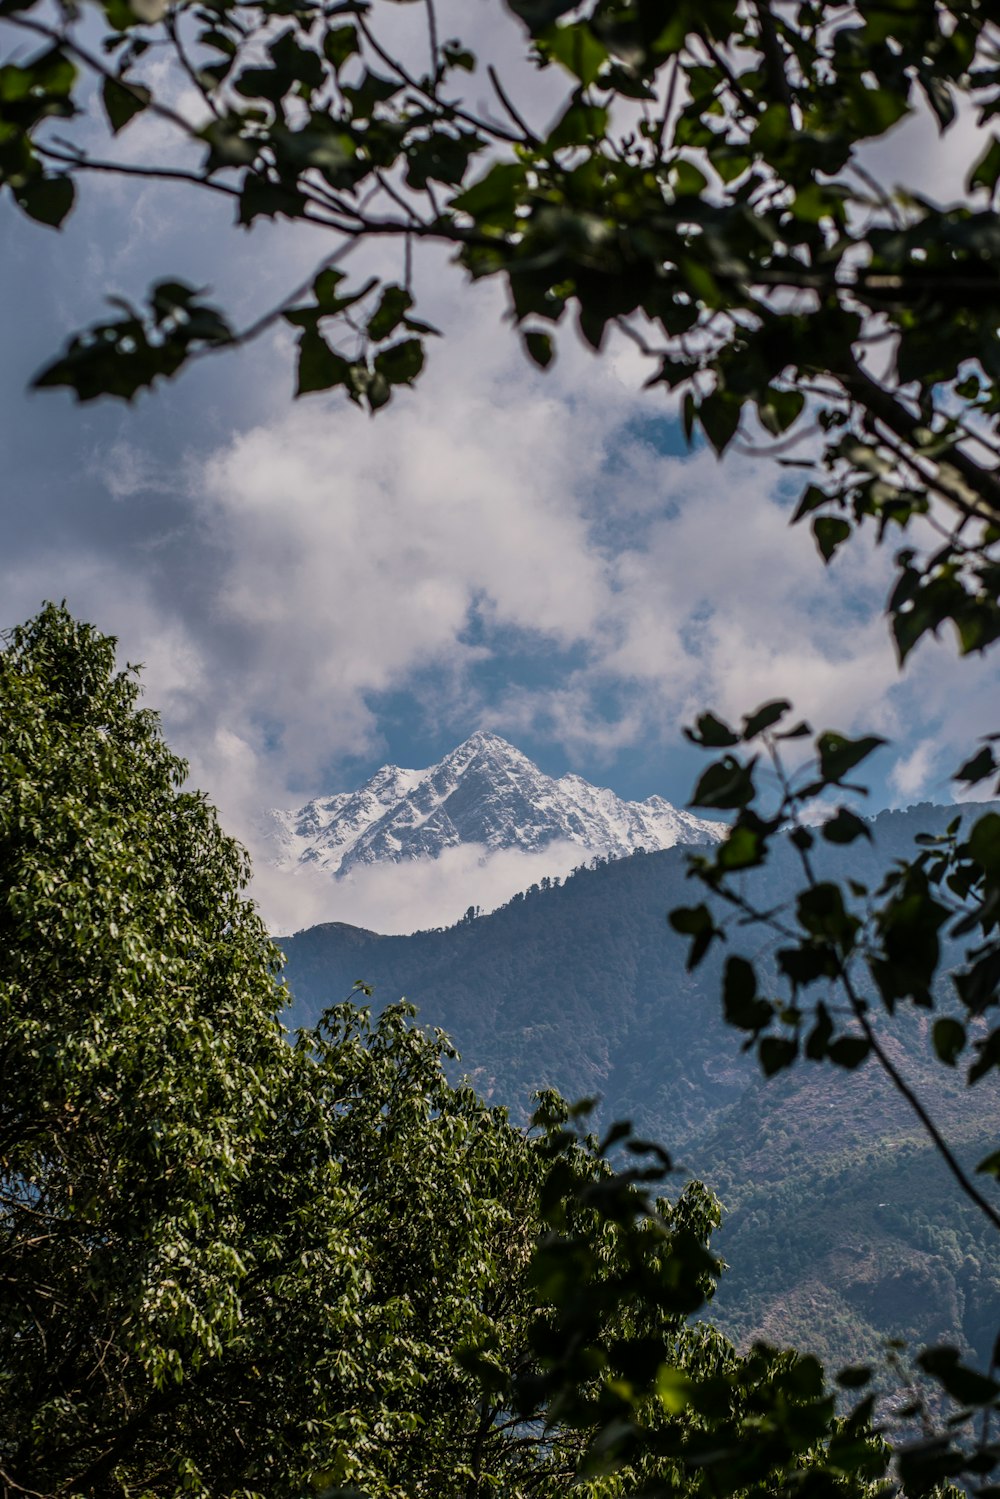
top-left (279, 800), bottom-right (1000, 1369)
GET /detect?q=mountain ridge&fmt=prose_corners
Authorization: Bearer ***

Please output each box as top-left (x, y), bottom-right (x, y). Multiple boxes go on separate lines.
top-left (260, 730), bottom-right (725, 881)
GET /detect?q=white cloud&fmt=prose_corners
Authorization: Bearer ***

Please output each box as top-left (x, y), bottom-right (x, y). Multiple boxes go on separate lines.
top-left (257, 840), bottom-right (587, 937)
top-left (5, 15), bottom-right (999, 935)
top-left (889, 740), bottom-right (940, 803)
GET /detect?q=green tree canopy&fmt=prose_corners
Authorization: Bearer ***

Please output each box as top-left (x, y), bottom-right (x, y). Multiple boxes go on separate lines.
top-left (3, 604), bottom-right (890, 1499)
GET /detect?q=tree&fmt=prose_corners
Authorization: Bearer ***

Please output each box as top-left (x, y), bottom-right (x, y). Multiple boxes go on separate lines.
top-left (5, 0), bottom-right (1000, 1487)
top-left (0, 604), bottom-right (565, 1495)
top-left (4, 603), bottom-right (885, 1499)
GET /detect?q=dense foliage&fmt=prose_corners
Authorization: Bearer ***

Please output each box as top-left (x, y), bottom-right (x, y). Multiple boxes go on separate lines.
top-left (0, 607), bottom-right (622, 1495)
top-left (1, 604), bottom-right (893, 1499)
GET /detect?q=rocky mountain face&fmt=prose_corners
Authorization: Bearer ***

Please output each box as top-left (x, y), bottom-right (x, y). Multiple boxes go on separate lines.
top-left (260, 730), bottom-right (724, 879)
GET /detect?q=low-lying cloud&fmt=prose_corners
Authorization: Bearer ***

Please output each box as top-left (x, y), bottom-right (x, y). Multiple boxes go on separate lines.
top-left (255, 840), bottom-right (590, 938)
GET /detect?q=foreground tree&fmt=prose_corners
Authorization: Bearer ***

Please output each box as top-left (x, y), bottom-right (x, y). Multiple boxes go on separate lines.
top-left (0, 605), bottom-right (563, 1495)
top-left (2, 603), bottom-right (890, 1499)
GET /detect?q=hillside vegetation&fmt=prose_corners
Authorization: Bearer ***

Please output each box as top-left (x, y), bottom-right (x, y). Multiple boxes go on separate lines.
top-left (279, 801), bottom-right (1000, 1369)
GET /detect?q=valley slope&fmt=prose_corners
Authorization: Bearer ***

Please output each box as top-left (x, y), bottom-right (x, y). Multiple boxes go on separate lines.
top-left (278, 800), bottom-right (1000, 1371)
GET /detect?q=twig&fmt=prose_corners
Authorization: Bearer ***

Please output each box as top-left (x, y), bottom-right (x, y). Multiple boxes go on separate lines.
top-left (844, 968), bottom-right (1000, 1235)
top-left (165, 11), bottom-right (221, 120)
top-left (355, 11), bottom-right (520, 145)
top-left (753, 0), bottom-right (794, 111)
top-left (6, 13), bottom-right (199, 139)
top-left (696, 33), bottom-right (757, 120)
top-left (37, 143), bottom-right (241, 198)
top-left (766, 733), bottom-right (1000, 1238)
top-left (655, 55), bottom-right (681, 157)
top-left (487, 64), bottom-right (539, 147)
top-left (424, 0), bottom-right (440, 86)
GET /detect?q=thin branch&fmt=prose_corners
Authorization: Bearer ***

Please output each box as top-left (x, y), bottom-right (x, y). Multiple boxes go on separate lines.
top-left (655, 54), bottom-right (681, 157)
top-left (370, 165), bottom-right (431, 230)
top-left (845, 357), bottom-right (1000, 523)
top-left (842, 968), bottom-right (1000, 1236)
top-left (355, 12), bottom-right (520, 145)
top-left (695, 33), bottom-right (757, 120)
top-left (206, 239), bottom-right (362, 353)
top-left (487, 64), bottom-right (539, 147)
top-left (766, 736), bottom-right (1000, 1239)
top-left (7, 13), bottom-right (200, 139)
top-left (37, 143), bottom-right (241, 198)
top-left (848, 160), bottom-right (904, 229)
top-left (165, 12), bottom-right (221, 120)
top-left (423, 0), bottom-right (440, 86)
top-left (753, 0), bottom-right (794, 111)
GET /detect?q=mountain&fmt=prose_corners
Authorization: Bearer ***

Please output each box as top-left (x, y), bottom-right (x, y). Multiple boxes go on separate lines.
top-left (259, 731), bottom-right (724, 879)
top-left (277, 800), bottom-right (1000, 1372)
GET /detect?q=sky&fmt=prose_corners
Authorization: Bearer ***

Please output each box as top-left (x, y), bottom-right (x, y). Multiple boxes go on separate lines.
top-left (2, 2), bottom-right (997, 933)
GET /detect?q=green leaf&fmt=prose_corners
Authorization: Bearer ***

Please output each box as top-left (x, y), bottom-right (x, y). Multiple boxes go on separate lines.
top-left (546, 99), bottom-right (607, 149)
top-left (697, 391), bottom-right (742, 455)
top-left (816, 732), bottom-right (886, 784)
top-left (968, 135), bottom-right (1000, 195)
top-left (827, 1036), bottom-right (870, 1069)
top-left (102, 76), bottom-right (150, 133)
top-left (954, 746), bottom-right (997, 785)
top-left (668, 903), bottom-right (720, 969)
top-left (718, 824), bottom-right (764, 870)
top-left (323, 23), bottom-right (358, 70)
top-left (367, 284), bottom-right (412, 341)
top-left (16, 174), bottom-right (74, 227)
top-left (524, 330), bottom-right (554, 368)
top-left (268, 28), bottom-right (324, 90)
top-left (792, 484), bottom-right (831, 523)
top-left (917, 1346), bottom-right (1000, 1406)
top-left (723, 956), bottom-right (772, 1032)
top-left (238, 174), bottom-right (304, 224)
top-left (296, 329), bottom-right (350, 395)
top-left (452, 161), bottom-right (525, 218)
top-left (691, 755), bottom-right (755, 810)
top-left (541, 22), bottom-right (607, 87)
top-left (405, 129), bottom-right (482, 189)
top-left (758, 387), bottom-right (804, 438)
top-left (820, 809), bottom-right (871, 845)
top-left (373, 337), bottom-right (424, 385)
top-left (656, 1364), bottom-right (693, 1414)
top-left (741, 700), bottom-right (791, 740)
top-left (685, 712), bottom-right (739, 748)
top-left (813, 516), bottom-right (851, 562)
top-left (932, 1017), bottom-right (965, 1067)
top-left (966, 812), bottom-right (1000, 877)
top-left (759, 1036), bottom-right (797, 1076)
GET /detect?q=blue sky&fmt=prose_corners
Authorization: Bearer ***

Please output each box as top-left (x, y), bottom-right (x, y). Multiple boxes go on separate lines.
top-left (2, 3), bottom-right (997, 930)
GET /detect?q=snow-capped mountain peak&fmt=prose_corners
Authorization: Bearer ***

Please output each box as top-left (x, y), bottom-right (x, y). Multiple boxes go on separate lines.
top-left (260, 733), bottom-right (724, 880)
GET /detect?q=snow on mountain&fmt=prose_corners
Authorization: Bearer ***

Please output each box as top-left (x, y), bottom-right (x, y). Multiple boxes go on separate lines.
top-left (259, 731), bottom-right (724, 880)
